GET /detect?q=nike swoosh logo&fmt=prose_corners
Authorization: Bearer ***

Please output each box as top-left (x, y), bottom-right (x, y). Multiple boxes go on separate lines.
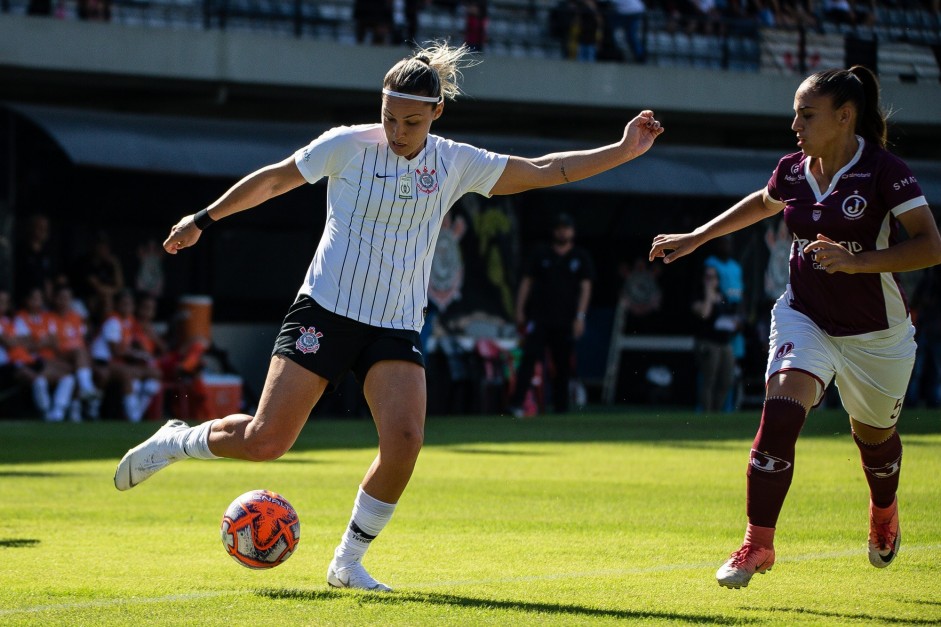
top-left (412, 346), bottom-right (422, 355)
top-left (376, 173), bottom-right (396, 178)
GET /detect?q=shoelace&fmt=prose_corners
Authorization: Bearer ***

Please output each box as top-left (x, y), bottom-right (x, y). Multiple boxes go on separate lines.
top-left (870, 521), bottom-right (896, 550)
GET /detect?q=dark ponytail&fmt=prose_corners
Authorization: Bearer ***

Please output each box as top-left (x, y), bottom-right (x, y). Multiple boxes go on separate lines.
top-left (804, 65), bottom-right (887, 148)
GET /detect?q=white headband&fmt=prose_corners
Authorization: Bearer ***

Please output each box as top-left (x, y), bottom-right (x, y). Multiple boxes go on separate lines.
top-left (382, 88), bottom-right (442, 103)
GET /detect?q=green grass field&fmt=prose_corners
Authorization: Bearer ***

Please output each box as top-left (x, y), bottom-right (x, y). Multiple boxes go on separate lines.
top-left (1, 408), bottom-right (940, 626)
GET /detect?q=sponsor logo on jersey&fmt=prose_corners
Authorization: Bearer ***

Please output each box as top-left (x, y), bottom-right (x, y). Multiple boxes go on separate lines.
top-left (812, 209), bottom-right (822, 221)
top-left (842, 191), bottom-right (867, 220)
top-left (790, 163), bottom-right (801, 175)
top-left (773, 342), bottom-right (794, 361)
top-left (841, 172), bottom-right (871, 178)
top-left (750, 449), bottom-right (792, 473)
top-left (295, 326), bottom-right (324, 354)
top-left (415, 166), bottom-right (438, 194)
top-left (892, 175), bottom-right (917, 191)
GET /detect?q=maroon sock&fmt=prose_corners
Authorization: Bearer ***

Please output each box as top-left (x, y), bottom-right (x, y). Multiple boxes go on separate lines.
top-left (746, 397), bottom-right (807, 528)
top-left (854, 430), bottom-right (902, 509)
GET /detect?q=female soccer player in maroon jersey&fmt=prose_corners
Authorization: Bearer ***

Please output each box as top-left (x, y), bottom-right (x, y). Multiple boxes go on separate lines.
top-left (649, 65), bottom-right (941, 588)
top-left (114, 42), bottom-right (665, 592)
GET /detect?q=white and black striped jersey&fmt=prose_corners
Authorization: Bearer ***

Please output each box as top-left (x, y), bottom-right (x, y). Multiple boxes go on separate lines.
top-left (293, 124), bottom-right (508, 331)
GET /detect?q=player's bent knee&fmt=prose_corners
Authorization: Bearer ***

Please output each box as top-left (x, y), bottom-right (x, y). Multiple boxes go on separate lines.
top-left (241, 438), bottom-right (291, 462)
top-left (381, 426), bottom-right (424, 458)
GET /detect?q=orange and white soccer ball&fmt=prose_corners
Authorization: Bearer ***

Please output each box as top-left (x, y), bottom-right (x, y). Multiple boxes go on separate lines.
top-left (221, 490), bottom-right (300, 569)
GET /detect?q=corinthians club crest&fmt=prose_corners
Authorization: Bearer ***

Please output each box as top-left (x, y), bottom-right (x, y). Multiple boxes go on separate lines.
top-left (415, 166), bottom-right (438, 194)
top-left (295, 326), bottom-right (324, 354)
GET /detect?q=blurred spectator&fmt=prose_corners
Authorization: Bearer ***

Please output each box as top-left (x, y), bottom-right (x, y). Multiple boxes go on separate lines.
top-left (0, 289), bottom-right (27, 410)
top-left (354, 0), bottom-right (394, 44)
top-left (50, 283), bottom-right (101, 420)
top-left (704, 235), bottom-right (745, 410)
top-left (401, 0), bottom-right (429, 44)
top-left (135, 239), bottom-right (165, 298)
top-left (550, 0), bottom-right (579, 58)
top-left (89, 290), bottom-right (161, 422)
top-left (907, 266), bottom-right (941, 408)
top-left (14, 213), bottom-right (57, 305)
top-left (464, 0), bottom-right (489, 52)
top-left (575, 0), bottom-right (604, 61)
top-left (618, 255), bottom-right (662, 332)
top-left (27, 0), bottom-right (52, 15)
top-left (13, 287), bottom-right (76, 421)
top-left (763, 218), bottom-right (791, 303)
top-left (691, 264), bottom-right (740, 413)
top-left (78, 0), bottom-right (110, 20)
top-left (776, 0), bottom-right (817, 29)
top-left (508, 212), bottom-right (594, 417)
top-left (608, 0), bottom-right (647, 63)
top-left (72, 231), bottom-right (125, 326)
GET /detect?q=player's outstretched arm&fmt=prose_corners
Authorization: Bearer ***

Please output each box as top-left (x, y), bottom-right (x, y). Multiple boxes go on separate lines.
top-left (489, 110), bottom-right (664, 196)
top-left (163, 156), bottom-right (306, 254)
top-left (649, 189), bottom-right (782, 264)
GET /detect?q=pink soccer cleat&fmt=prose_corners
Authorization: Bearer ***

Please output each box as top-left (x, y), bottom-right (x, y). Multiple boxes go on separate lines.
top-left (716, 543), bottom-right (775, 589)
top-left (868, 498), bottom-right (900, 568)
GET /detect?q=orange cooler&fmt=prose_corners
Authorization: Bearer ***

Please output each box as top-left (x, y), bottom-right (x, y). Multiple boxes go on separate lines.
top-left (180, 295), bottom-right (212, 342)
top-left (200, 373), bottom-right (243, 418)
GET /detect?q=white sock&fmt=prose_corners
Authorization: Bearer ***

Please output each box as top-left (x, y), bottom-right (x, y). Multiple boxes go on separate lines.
top-left (137, 378), bottom-right (161, 416)
top-left (334, 487), bottom-right (396, 566)
top-left (124, 393), bottom-right (142, 423)
top-left (179, 420), bottom-right (220, 460)
top-left (76, 367), bottom-right (95, 395)
top-left (32, 377), bottom-right (50, 415)
top-left (51, 375), bottom-right (76, 417)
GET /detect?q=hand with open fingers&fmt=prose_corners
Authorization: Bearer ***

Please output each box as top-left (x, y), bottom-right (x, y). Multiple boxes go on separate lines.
top-left (803, 233), bottom-right (857, 274)
top-left (624, 110), bottom-right (665, 160)
top-left (649, 232), bottom-right (701, 264)
top-left (162, 214), bottom-right (203, 255)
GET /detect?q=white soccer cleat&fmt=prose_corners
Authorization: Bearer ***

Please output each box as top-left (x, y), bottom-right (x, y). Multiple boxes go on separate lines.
top-left (114, 419), bottom-right (189, 491)
top-left (716, 543), bottom-right (775, 589)
top-left (868, 498), bottom-right (900, 568)
top-left (327, 558), bottom-right (392, 592)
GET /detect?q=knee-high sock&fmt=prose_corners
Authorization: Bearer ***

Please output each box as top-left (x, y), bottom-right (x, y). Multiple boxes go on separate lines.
top-left (854, 430), bottom-right (902, 509)
top-left (334, 487), bottom-right (396, 565)
top-left (746, 396), bottom-right (807, 528)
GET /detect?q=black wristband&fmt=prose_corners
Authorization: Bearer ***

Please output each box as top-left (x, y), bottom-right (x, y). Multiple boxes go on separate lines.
top-left (193, 208), bottom-right (215, 231)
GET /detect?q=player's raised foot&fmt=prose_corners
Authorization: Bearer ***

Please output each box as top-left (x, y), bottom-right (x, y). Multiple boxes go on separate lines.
top-left (327, 558), bottom-right (392, 592)
top-left (716, 543), bottom-right (775, 589)
top-left (114, 419), bottom-right (190, 491)
top-left (868, 497), bottom-right (900, 568)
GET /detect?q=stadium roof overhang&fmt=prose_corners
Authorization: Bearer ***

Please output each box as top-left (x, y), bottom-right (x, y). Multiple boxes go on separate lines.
top-left (6, 102), bottom-right (941, 203)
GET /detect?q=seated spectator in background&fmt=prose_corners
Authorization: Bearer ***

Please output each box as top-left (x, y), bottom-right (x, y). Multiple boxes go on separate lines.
top-left (51, 283), bottom-right (101, 420)
top-left (89, 290), bottom-right (161, 422)
top-left (78, 0), bottom-right (111, 20)
top-left (575, 0), bottom-right (604, 61)
top-left (776, 0), bottom-right (817, 29)
top-left (0, 289), bottom-right (28, 408)
top-left (13, 287), bottom-right (76, 421)
top-left (73, 231), bottom-right (125, 326)
top-left (691, 265), bottom-right (740, 413)
top-left (354, 0), bottom-right (394, 44)
top-left (14, 213), bottom-right (57, 305)
top-left (618, 256), bottom-right (662, 332)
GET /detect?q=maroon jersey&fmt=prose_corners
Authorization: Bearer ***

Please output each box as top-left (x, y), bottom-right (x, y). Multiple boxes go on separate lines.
top-left (767, 138), bottom-right (927, 336)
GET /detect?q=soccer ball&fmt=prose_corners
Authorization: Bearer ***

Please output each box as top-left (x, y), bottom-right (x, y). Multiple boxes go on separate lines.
top-left (221, 489), bottom-right (300, 569)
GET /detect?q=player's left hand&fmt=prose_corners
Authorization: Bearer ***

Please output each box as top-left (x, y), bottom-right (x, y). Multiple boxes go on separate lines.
top-left (804, 233), bottom-right (858, 274)
top-left (622, 110), bottom-right (664, 160)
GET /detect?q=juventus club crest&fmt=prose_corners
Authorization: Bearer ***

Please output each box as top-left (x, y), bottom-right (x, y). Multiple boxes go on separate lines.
top-left (295, 326), bottom-right (324, 354)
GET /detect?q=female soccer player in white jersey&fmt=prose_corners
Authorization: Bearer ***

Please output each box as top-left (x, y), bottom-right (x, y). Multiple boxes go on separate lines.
top-left (649, 65), bottom-right (941, 589)
top-left (114, 42), bottom-right (664, 591)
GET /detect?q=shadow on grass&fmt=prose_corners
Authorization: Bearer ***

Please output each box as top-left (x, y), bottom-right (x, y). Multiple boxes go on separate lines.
top-left (257, 587), bottom-right (755, 624)
top-left (0, 470), bottom-right (68, 478)
top-left (0, 538), bottom-right (40, 548)
top-left (744, 605), bottom-right (941, 625)
top-left (0, 408), bottom-right (937, 464)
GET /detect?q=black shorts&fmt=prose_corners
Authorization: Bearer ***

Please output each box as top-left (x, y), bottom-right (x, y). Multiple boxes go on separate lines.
top-left (272, 295), bottom-right (424, 389)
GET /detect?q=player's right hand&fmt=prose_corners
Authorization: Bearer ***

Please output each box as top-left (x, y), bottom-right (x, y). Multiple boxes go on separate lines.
top-left (163, 214), bottom-right (203, 255)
